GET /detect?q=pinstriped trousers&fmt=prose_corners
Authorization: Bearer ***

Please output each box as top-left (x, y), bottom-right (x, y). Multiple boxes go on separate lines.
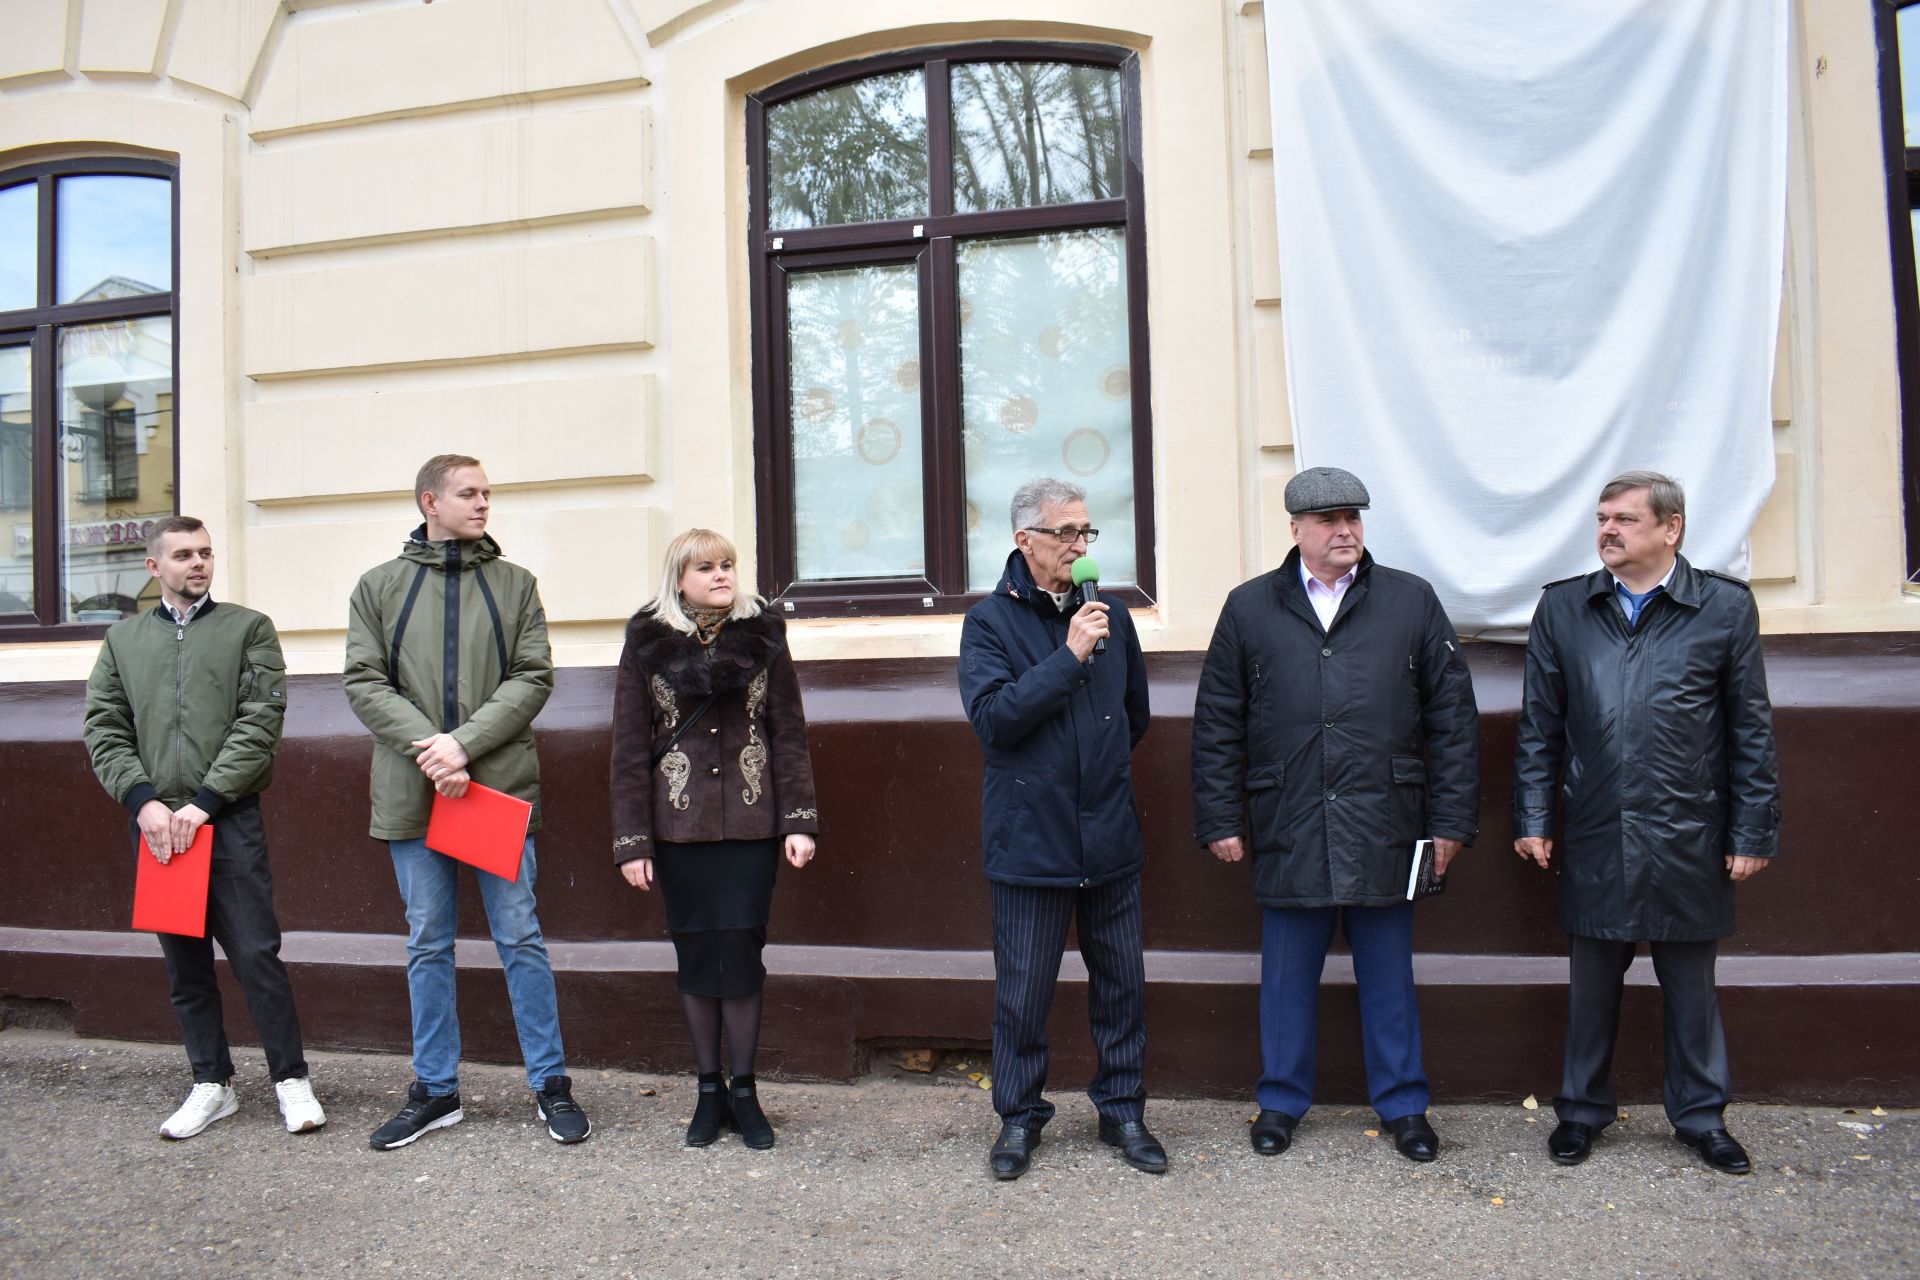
top-left (989, 874), bottom-right (1148, 1128)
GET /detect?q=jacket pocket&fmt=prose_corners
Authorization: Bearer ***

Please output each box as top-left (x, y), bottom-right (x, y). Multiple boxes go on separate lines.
top-left (986, 774), bottom-right (1029, 864)
top-left (1390, 754), bottom-right (1427, 842)
top-left (1245, 762), bottom-right (1287, 854)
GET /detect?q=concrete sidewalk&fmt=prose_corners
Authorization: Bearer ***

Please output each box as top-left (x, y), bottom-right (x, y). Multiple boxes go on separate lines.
top-left (1, 1027), bottom-right (1914, 1279)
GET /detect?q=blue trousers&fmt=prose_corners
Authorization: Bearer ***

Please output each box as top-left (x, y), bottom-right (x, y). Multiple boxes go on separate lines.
top-left (990, 874), bottom-right (1147, 1129)
top-left (1257, 903), bottom-right (1429, 1122)
top-left (389, 836), bottom-right (568, 1094)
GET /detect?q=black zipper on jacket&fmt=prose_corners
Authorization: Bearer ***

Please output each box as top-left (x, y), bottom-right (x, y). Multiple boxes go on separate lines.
top-left (173, 613), bottom-right (186, 795)
top-left (441, 540), bottom-right (461, 732)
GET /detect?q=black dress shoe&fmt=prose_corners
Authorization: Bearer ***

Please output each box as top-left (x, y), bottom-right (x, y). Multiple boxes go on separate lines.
top-left (1250, 1109), bottom-right (1299, 1156)
top-left (1098, 1118), bottom-right (1169, 1174)
top-left (1383, 1114), bottom-right (1439, 1162)
top-left (1548, 1120), bottom-right (1597, 1165)
top-left (989, 1123), bottom-right (1040, 1180)
top-left (1678, 1127), bottom-right (1752, 1174)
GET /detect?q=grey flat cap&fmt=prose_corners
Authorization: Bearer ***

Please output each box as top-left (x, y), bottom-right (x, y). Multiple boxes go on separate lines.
top-left (1284, 466), bottom-right (1371, 515)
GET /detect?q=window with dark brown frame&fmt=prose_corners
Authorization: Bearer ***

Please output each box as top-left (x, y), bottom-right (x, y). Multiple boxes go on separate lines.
top-left (0, 157), bottom-right (179, 639)
top-left (748, 43), bottom-right (1155, 616)
top-left (1876, 0), bottom-right (1920, 591)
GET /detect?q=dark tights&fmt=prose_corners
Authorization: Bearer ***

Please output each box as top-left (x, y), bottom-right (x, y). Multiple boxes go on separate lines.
top-left (679, 989), bottom-right (763, 1077)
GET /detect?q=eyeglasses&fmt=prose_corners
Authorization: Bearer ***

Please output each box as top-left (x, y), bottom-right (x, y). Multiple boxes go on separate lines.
top-left (1024, 525), bottom-right (1099, 545)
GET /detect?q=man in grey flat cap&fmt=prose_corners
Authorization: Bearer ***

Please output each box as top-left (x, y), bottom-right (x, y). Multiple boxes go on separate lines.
top-left (1190, 466), bottom-right (1479, 1163)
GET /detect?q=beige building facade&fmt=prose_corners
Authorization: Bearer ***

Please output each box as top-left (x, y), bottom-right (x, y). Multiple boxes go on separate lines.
top-left (0, 0), bottom-right (1913, 682)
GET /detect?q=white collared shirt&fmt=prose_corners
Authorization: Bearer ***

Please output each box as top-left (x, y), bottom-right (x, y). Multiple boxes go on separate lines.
top-left (162, 596), bottom-right (209, 627)
top-left (1300, 561), bottom-right (1355, 631)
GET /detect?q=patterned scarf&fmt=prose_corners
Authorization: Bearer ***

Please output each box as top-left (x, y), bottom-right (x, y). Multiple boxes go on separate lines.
top-left (687, 604), bottom-right (731, 646)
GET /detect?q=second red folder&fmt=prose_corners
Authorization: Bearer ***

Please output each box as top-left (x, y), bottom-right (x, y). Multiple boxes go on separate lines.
top-left (425, 783), bottom-right (532, 881)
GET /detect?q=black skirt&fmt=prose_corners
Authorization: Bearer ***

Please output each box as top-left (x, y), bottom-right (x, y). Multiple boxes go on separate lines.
top-left (654, 839), bottom-right (779, 998)
top-left (652, 838), bottom-right (778, 932)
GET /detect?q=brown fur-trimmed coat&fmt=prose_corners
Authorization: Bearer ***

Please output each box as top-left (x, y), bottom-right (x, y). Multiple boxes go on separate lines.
top-left (609, 610), bottom-right (819, 863)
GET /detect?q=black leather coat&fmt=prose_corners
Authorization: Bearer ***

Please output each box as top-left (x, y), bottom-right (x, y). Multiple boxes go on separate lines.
top-left (1512, 556), bottom-right (1781, 942)
top-left (1191, 549), bottom-right (1480, 908)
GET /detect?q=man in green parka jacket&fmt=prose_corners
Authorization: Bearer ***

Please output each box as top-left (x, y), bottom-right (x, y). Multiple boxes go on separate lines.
top-left (343, 454), bottom-right (590, 1149)
top-left (82, 516), bottom-right (327, 1140)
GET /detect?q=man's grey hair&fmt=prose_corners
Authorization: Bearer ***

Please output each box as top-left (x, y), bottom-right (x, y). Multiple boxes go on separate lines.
top-left (1599, 469), bottom-right (1686, 549)
top-left (1010, 477), bottom-right (1087, 532)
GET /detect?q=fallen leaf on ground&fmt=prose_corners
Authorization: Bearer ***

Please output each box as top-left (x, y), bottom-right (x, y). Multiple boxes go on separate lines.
top-left (1521, 1094), bottom-right (1539, 1110)
top-left (1490, 1197), bottom-right (1505, 1206)
top-left (1872, 1106), bottom-right (1888, 1116)
top-left (967, 1071), bottom-right (983, 1082)
top-left (977, 1077), bottom-right (992, 1090)
top-left (1363, 1129), bottom-right (1379, 1138)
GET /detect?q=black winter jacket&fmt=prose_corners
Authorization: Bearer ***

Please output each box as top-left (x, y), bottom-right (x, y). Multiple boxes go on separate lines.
top-left (1190, 549), bottom-right (1479, 908)
top-left (958, 549), bottom-right (1151, 887)
top-left (1512, 556), bottom-right (1781, 942)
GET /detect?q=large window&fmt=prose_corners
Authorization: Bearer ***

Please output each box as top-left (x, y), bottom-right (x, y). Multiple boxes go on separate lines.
top-left (1878, 1), bottom-right (1920, 592)
top-left (749, 44), bottom-right (1154, 614)
top-left (0, 159), bottom-right (178, 636)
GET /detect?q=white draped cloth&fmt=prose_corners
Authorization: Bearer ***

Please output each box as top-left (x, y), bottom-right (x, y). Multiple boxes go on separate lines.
top-left (1263, 0), bottom-right (1787, 636)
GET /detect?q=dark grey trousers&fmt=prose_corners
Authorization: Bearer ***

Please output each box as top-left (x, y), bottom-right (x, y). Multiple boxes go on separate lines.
top-left (145, 803), bottom-right (308, 1084)
top-left (1554, 934), bottom-right (1731, 1136)
top-left (989, 873), bottom-right (1147, 1129)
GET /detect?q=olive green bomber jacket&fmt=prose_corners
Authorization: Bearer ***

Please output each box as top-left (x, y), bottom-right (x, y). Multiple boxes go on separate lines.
top-left (82, 599), bottom-right (288, 817)
top-left (342, 528), bottom-right (552, 841)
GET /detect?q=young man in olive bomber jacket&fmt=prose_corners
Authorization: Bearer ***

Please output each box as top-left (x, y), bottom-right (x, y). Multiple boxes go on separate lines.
top-left (82, 516), bottom-right (326, 1140)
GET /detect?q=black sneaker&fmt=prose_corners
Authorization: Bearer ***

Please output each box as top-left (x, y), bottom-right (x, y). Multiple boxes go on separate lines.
top-left (535, 1075), bottom-right (591, 1144)
top-left (369, 1081), bottom-right (463, 1150)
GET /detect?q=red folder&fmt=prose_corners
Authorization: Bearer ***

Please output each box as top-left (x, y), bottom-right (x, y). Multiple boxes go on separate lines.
top-left (426, 783), bottom-right (532, 881)
top-left (132, 825), bottom-right (215, 937)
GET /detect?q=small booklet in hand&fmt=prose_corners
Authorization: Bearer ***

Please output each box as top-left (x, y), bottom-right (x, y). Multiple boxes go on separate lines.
top-left (1405, 838), bottom-right (1447, 901)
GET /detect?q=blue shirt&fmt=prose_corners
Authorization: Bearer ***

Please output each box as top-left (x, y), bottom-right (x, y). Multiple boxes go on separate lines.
top-left (1611, 560), bottom-right (1677, 629)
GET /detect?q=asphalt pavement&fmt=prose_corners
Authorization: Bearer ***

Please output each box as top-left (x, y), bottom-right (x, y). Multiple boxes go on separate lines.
top-left (1, 1027), bottom-right (1915, 1279)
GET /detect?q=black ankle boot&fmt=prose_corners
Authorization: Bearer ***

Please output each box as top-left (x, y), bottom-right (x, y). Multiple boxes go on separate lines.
top-left (686, 1072), bottom-right (730, 1147)
top-left (728, 1074), bottom-right (774, 1149)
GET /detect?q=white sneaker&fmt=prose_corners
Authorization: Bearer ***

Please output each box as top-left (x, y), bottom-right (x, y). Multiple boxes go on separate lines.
top-left (159, 1082), bottom-right (238, 1139)
top-left (275, 1076), bottom-right (327, 1133)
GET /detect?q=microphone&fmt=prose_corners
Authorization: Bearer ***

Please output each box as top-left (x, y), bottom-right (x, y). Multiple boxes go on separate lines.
top-left (1070, 556), bottom-right (1106, 655)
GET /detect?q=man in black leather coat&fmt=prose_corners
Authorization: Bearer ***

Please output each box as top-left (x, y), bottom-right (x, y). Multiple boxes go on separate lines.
top-left (1513, 470), bottom-right (1782, 1175)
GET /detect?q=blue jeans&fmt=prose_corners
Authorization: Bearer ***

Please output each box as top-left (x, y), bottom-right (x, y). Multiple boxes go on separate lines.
top-left (388, 836), bottom-right (567, 1094)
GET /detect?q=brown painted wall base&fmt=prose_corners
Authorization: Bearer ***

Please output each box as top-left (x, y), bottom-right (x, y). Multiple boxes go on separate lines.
top-left (3, 634), bottom-right (1917, 1104)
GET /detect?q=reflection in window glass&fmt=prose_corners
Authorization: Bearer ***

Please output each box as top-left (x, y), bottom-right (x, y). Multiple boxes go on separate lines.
top-left (952, 62), bottom-right (1122, 213)
top-left (0, 183), bottom-right (34, 312)
top-left (788, 264), bottom-right (926, 581)
top-left (767, 71), bottom-right (928, 228)
top-left (59, 316), bottom-right (174, 621)
top-left (56, 175), bottom-right (172, 304)
top-left (958, 230), bottom-right (1133, 590)
top-left (1905, 8), bottom-right (1920, 147)
top-left (0, 345), bottom-right (31, 614)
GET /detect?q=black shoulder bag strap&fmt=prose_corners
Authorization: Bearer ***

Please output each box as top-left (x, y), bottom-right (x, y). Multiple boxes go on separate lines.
top-left (650, 693), bottom-right (719, 768)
